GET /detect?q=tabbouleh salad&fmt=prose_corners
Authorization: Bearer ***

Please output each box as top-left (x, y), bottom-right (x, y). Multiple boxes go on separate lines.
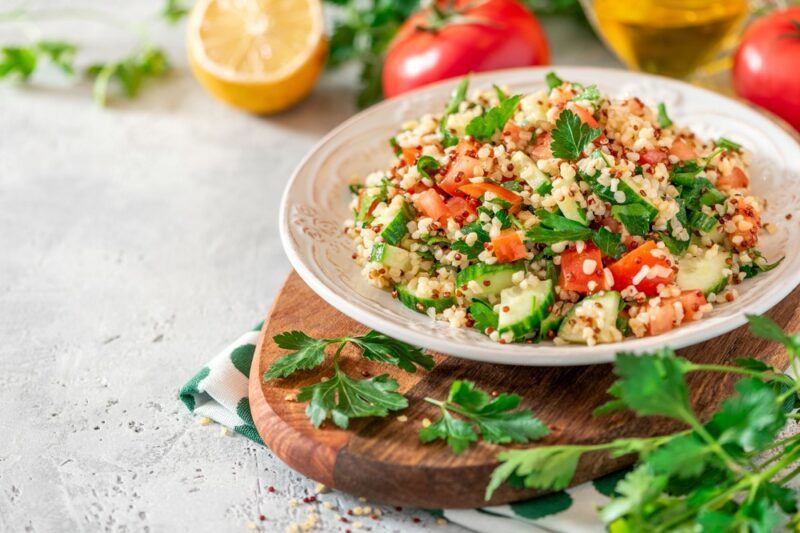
top-left (343, 72), bottom-right (782, 346)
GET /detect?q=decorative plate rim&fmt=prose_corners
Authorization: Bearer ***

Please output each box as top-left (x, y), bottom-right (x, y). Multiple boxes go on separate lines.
top-left (279, 66), bottom-right (800, 366)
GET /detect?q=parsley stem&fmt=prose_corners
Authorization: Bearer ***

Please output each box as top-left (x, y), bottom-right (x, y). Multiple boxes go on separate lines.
top-left (331, 341), bottom-right (348, 372)
top-left (752, 431), bottom-right (800, 460)
top-left (685, 412), bottom-right (744, 475)
top-left (777, 462), bottom-right (800, 485)
top-left (687, 363), bottom-right (794, 385)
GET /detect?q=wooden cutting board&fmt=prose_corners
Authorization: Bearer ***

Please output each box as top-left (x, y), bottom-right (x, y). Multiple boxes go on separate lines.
top-left (249, 271), bottom-right (798, 509)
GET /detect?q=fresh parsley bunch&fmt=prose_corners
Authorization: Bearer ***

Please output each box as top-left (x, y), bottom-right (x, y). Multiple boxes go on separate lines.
top-left (264, 330), bottom-right (433, 429)
top-left (0, 0), bottom-right (185, 105)
top-left (487, 314), bottom-right (800, 531)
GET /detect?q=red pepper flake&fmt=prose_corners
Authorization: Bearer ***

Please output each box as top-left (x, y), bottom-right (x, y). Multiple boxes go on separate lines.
top-left (267, 486), bottom-right (276, 493)
top-left (482, 280), bottom-right (491, 287)
top-left (347, 510), bottom-right (354, 516)
top-left (413, 517), bottom-right (421, 523)
top-left (259, 515), bottom-right (266, 521)
top-left (371, 514), bottom-right (378, 520)
top-left (341, 517), bottom-right (349, 523)
top-left (361, 370), bottom-right (371, 377)
top-left (395, 507), bottom-right (403, 511)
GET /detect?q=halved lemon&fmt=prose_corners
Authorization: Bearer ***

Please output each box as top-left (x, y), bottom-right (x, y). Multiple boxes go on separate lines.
top-left (187, 0), bottom-right (327, 114)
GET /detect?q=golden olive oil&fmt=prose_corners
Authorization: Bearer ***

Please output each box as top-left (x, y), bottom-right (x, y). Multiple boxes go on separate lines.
top-left (589, 0), bottom-right (748, 78)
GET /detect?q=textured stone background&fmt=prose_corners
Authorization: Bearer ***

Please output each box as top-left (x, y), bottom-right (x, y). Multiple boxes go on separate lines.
top-left (0, 3), bottom-right (616, 531)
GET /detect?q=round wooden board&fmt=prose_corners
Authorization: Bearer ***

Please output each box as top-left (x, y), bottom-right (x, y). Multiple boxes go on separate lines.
top-left (249, 271), bottom-right (798, 509)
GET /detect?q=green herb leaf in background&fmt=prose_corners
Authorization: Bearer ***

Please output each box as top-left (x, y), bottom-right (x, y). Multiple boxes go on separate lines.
top-left (0, 40), bottom-right (77, 81)
top-left (421, 380), bottom-right (549, 454)
top-left (162, 0), bottom-right (189, 24)
top-left (550, 108), bottom-right (601, 160)
top-left (87, 46), bottom-right (170, 106)
top-left (0, 46), bottom-right (39, 80)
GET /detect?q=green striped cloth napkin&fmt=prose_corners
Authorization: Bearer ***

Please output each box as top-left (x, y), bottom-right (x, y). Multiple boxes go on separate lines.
top-left (179, 323), bottom-right (620, 532)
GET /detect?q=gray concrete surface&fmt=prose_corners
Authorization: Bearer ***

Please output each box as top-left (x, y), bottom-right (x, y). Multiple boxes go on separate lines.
top-left (0, 3), bottom-right (618, 532)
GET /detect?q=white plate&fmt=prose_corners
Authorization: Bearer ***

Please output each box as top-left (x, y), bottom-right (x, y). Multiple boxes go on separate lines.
top-left (279, 66), bottom-right (800, 366)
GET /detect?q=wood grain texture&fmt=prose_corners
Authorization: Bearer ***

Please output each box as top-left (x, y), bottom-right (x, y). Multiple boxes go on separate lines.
top-left (250, 271), bottom-right (798, 509)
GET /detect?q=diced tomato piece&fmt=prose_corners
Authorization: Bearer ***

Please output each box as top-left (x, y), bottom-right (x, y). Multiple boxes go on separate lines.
top-left (640, 149), bottom-right (668, 165)
top-left (492, 229), bottom-right (526, 263)
top-left (716, 166), bottom-right (749, 190)
top-left (402, 146), bottom-right (420, 166)
top-left (647, 301), bottom-right (677, 336)
top-left (624, 98), bottom-right (645, 117)
top-left (669, 138), bottom-right (697, 161)
top-left (440, 140), bottom-right (480, 196)
top-left (414, 189), bottom-right (449, 224)
top-left (458, 182), bottom-right (522, 214)
top-left (358, 189), bottom-right (378, 218)
top-left (676, 289), bottom-right (707, 321)
top-left (529, 131), bottom-right (553, 159)
top-left (609, 240), bottom-right (674, 296)
top-left (445, 196), bottom-right (477, 224)
top-left (407, 181), bottom-right (430, 194)
top-left (572, 105), bottom-right (600, 129)
top-left (558, 243), bottom-right (606, 295)
top-left (647, 289), bottom-right (708, 336)
top-left (502, 120), bottom-right (526, 146)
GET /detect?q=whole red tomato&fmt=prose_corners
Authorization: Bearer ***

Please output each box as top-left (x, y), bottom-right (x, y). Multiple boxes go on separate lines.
top-left (733, 7), bottom-right (800, 131)
top-left (382, 0), bottom-right (550, 98)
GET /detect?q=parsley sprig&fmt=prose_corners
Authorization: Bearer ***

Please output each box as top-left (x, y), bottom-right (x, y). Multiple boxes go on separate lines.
top-left (487, 315), bottom-right (800, 531)
top-left (465, 92), bottom-right (522, 142)
top-left (526, 208), bottom-right (593, 244)
top-left (265, 329), bottom-right (433, 428)
top-left (298, 358), bottom-right (408, 429)
top-left (420, 380), bottom-right (549, 454)
top-left (550, 108), bottom-right (601, 160)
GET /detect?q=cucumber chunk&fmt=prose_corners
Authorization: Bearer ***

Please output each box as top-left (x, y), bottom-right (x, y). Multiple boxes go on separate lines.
top-left (556, 176), bottom-right (588, 226)
top-left (617, 176), bottom-right (658, 220)
top-left (497, 280), bottom-right (555, 339)
top-left (557, 291), bottom-right (622, 344)
top-left (396, 283), bottom-right (456, 314)
top-left (539, 304), bottom-right (571, 341)
top-left (511, 151), bottom-right (551, 194)
top-left (375, 201), bottom-right (414, 245)
top-left (370, 243), bottom-right (412, 271)
top-left (676, 248), bottom-right (730, 296)
top-left (456, 262), bottom-right (524, 297)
